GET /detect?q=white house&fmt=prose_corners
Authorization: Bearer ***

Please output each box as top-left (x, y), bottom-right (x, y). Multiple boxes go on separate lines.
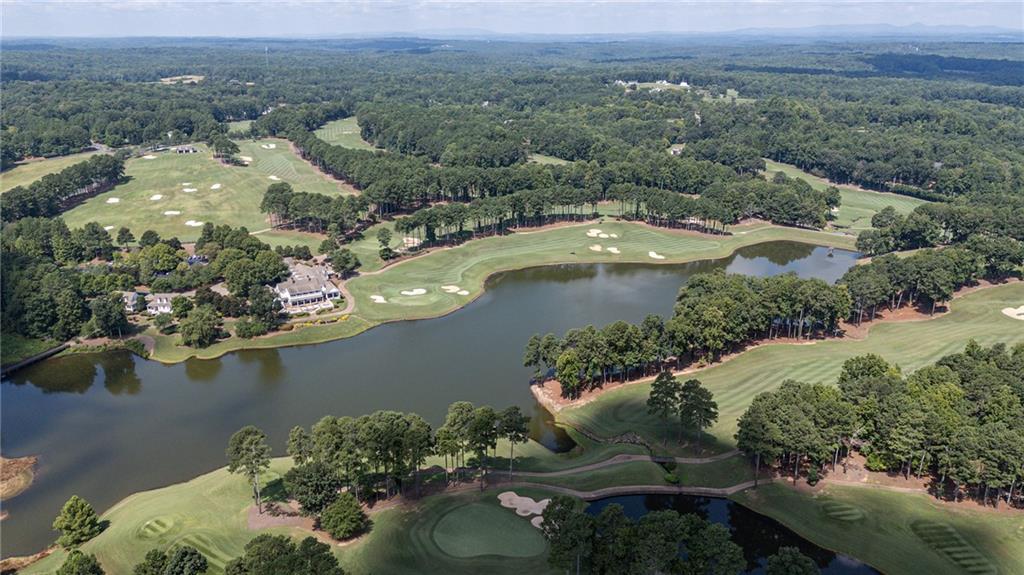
top-left (273, 260), bottom-right (341, 312)
top-left (121, 291), bottom-right (139, 313)
top-left (147, 294), bottom-right (173, 315)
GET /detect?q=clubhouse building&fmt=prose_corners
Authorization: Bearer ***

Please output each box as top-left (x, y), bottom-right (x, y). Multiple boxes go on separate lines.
top-left (273, 260), bottom-right (341, 313)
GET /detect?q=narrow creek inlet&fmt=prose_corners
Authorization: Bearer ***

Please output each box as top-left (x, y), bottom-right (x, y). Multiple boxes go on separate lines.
top-left (1, 241), bottom-right (858, 556)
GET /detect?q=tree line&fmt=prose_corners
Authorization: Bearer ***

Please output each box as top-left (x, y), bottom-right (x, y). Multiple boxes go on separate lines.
top-left (526, 271), bottom-right (851, 398)
top-left (539, 495), bottom-right (821, 575)
top-left (2, 155), bottom-right (125, 222)
top-left (736, 342), bottom-right (1024, 507)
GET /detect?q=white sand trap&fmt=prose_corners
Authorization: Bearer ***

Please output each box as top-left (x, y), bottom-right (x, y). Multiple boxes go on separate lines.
top-left (400, 288), bottom-right (427, 296)
top-left (607, 247), bottom-right (620, 254)
top-left (163, 210), bottom-right (182, 216)
top-left (182, 188), bottom-right (198, 193)
top-left (531, 516), bottom-right (544, 529)
top-left (105, 197), bottom-right (120, 204)
top-left (268, 175), bottom-right (281, 181)
top-left (589, 244), bottom-right (603, 252)
top-left (1001, 305), bottom-right (1024, 320)
top-left (457, 290), bottom-right (469, 296)
top-left (103, 226), bottom-right (114, 231)
top-left (142, 154), bottom-right (157, 160)
top-left (181, 182), bottom-right (192, 186)
top-left (599, 233), bottom-right (609, 238)
top-left (586, 228), bottom-right (603, 238)
top-left (610, 233), bottom-right (619, 238)
top-left (149, 194), bottom-right (163, 201)
top-left (370, 295), bottom-right (388, 304)
top-left (498, 492), bottom-right (550, 517)
top-left (210, 183), bottom-right (222, 190)
top-left (185, 220), bottom-right (205, 227)
top-left (260, 143), bottom-right (277, 149)
top-left (239, 156), bottom-right (253, 163)
top-left (441, 285), bottom-right (461, 293)
top-left (648, 251), bottom-right (666, 260)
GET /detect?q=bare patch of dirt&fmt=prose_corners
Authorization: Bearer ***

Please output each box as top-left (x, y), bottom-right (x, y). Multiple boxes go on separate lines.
top-left (1, 455), bottom-right (37, 501)
top-left (0, 547), bottom-right (55, 574)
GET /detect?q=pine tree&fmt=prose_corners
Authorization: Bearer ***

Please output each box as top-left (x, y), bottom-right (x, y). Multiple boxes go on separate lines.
top-left (53, 495), bottom-right (103, 548)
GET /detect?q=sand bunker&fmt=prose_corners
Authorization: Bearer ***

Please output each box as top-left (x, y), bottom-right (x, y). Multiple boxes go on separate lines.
top-left (498, 492), bottom-right (550, 517)
top-left (184, 220), bottom-right (204, 227)
top-left (163, 210), bottom-right (181, 216)
top-left (607, 247), bottom-right (620, 254)
top-left (181, 182), bottom-right (192, 186)
top-left (103, 226), bottom-right (114, 231)
top-left (239, 155), bottom-right (253, 163)
top-left (441, 285), bottom-right (461, 293)
top-left (648, 251), bottom-right (666, 260)
top-left (400, 288), bottom-right (427, 296)
top-left (268, 175), bottom-right (281, 181)
top-left (589, 244), bottom-right (602, 252)
top-left (610, 233), bottom-right (618, 238)
top-left (260, 143), bottom-right (277, 149)
top-left (210, 183), bottom-right (222, 190)
top-left (149, 194), bottom-right (163, 201)
top-left (1002, 305), bottom-right (1024, 320)
top-left (142, 154), bottom-right (157, 160)
top-left (457, 290), bottom-right (469, 296)
top-left (598, 233), bottom-right (609, 239)
top-left (370, 295), bottom-right (387, 304)
top-left (105, 197), bottom-right (120, 204)
top-left (530, 516), bottom-right (544, 528)
top-left (182, 188), bottom-right (198, 193)
top-left (586, 228), bottom-right (603, 238)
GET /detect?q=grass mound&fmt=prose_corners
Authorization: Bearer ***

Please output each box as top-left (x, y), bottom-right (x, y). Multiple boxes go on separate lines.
top-left (820, 501), bottom-right (865, 522)
top-left (431, 502), bottom-right (546, 558)
top-left (135, 515), bottom-right (182, 540)
top-left (910, 520), bottom-right (997, 575)
top-left (173, 531), bottom-right (236, 572)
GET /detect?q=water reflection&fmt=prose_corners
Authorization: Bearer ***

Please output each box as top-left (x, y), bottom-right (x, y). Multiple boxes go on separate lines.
top-left (585, 494), bottom-right (877, 574)
top-left (1, 242), bottom-right (858, 556)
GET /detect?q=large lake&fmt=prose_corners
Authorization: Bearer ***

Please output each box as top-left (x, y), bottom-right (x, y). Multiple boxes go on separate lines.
top-left (1, 241), bottom-right (858, 556)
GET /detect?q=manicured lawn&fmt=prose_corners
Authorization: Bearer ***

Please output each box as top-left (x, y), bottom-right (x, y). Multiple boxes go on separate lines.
top-left (528, 153), bottom-right (569, 165)
top-left (1, 150), bottom-right (102, 193)
top-left (314, 117), bottom-right (377, 151)
top-left (345, 221), bottom-right (855, 325)
top-left (22, 458), bottom-right (555, 575)
top-left (733, 483), bottom-right (1024, 575)
top-left (227, 120), bottom-right (252, 132)
top-left (0, 333), bottom-right (58, 366)
top-left (21, 459), bottom-right (298, 575)
top-left (559, 282), bottom-right (1024, 456)
top-left (520, 460), bottom-right (669, 491)
top-left (62, 139), bottom-right (352, 242)
top-left (762, 159), bottom-right (929, 233)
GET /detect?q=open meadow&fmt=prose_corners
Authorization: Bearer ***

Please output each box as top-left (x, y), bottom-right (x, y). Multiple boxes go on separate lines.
top-left (61, 140), bottom-right (354, 242)
top-left (0, 150), bottom-right (102, 193)
top-left (314, 117), bottom-right (377, 151)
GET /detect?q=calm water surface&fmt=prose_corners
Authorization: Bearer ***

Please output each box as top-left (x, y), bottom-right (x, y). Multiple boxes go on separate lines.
top-left (1, 242), bottom-right (857, 556)
top-left (585, 494), bottom-right (878, 574)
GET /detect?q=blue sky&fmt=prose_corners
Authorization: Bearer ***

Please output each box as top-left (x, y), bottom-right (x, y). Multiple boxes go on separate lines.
top-left (3, 1), bottom-right (1022, 38)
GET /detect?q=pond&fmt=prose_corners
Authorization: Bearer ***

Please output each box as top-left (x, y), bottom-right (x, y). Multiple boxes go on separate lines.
top-left (0, 241), bottom-right (858, 556)
top-left (585, 494), bottom-right (878, 574)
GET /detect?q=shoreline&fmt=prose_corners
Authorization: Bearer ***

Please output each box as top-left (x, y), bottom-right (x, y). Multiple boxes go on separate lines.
top-left (128, 222), bottom-right (855, 364)
top-left (533, 278), bottom-right (1021, 414)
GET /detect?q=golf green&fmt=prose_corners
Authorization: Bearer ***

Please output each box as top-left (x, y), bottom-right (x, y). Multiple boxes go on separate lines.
top-left (431, 501), bottom-right (547, 558)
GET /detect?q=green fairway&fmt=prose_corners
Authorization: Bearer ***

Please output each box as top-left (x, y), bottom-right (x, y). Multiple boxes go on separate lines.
top-left (21, 459), bottom-right (298, 575)
top-left (314, 117), bottom-right (377, 151)
top-left (431, 501), bottom-right (547, 558)
top-left (763, 159), bottom-right (929, 232)
top-left (62, 139), bottom-right (353, 242)
top-left (733, 483), bottom-right (1024, 575)
top-left (345, 221), bottom-right (855, 325)
top-left (227, 120), bottom-right (252, 132)
top-left (528, 153), bottom-right (569, 165)
top-left (1, 150), bottom-right (102, 193)
top-left (559, 281), bottom-right (1024, 456)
